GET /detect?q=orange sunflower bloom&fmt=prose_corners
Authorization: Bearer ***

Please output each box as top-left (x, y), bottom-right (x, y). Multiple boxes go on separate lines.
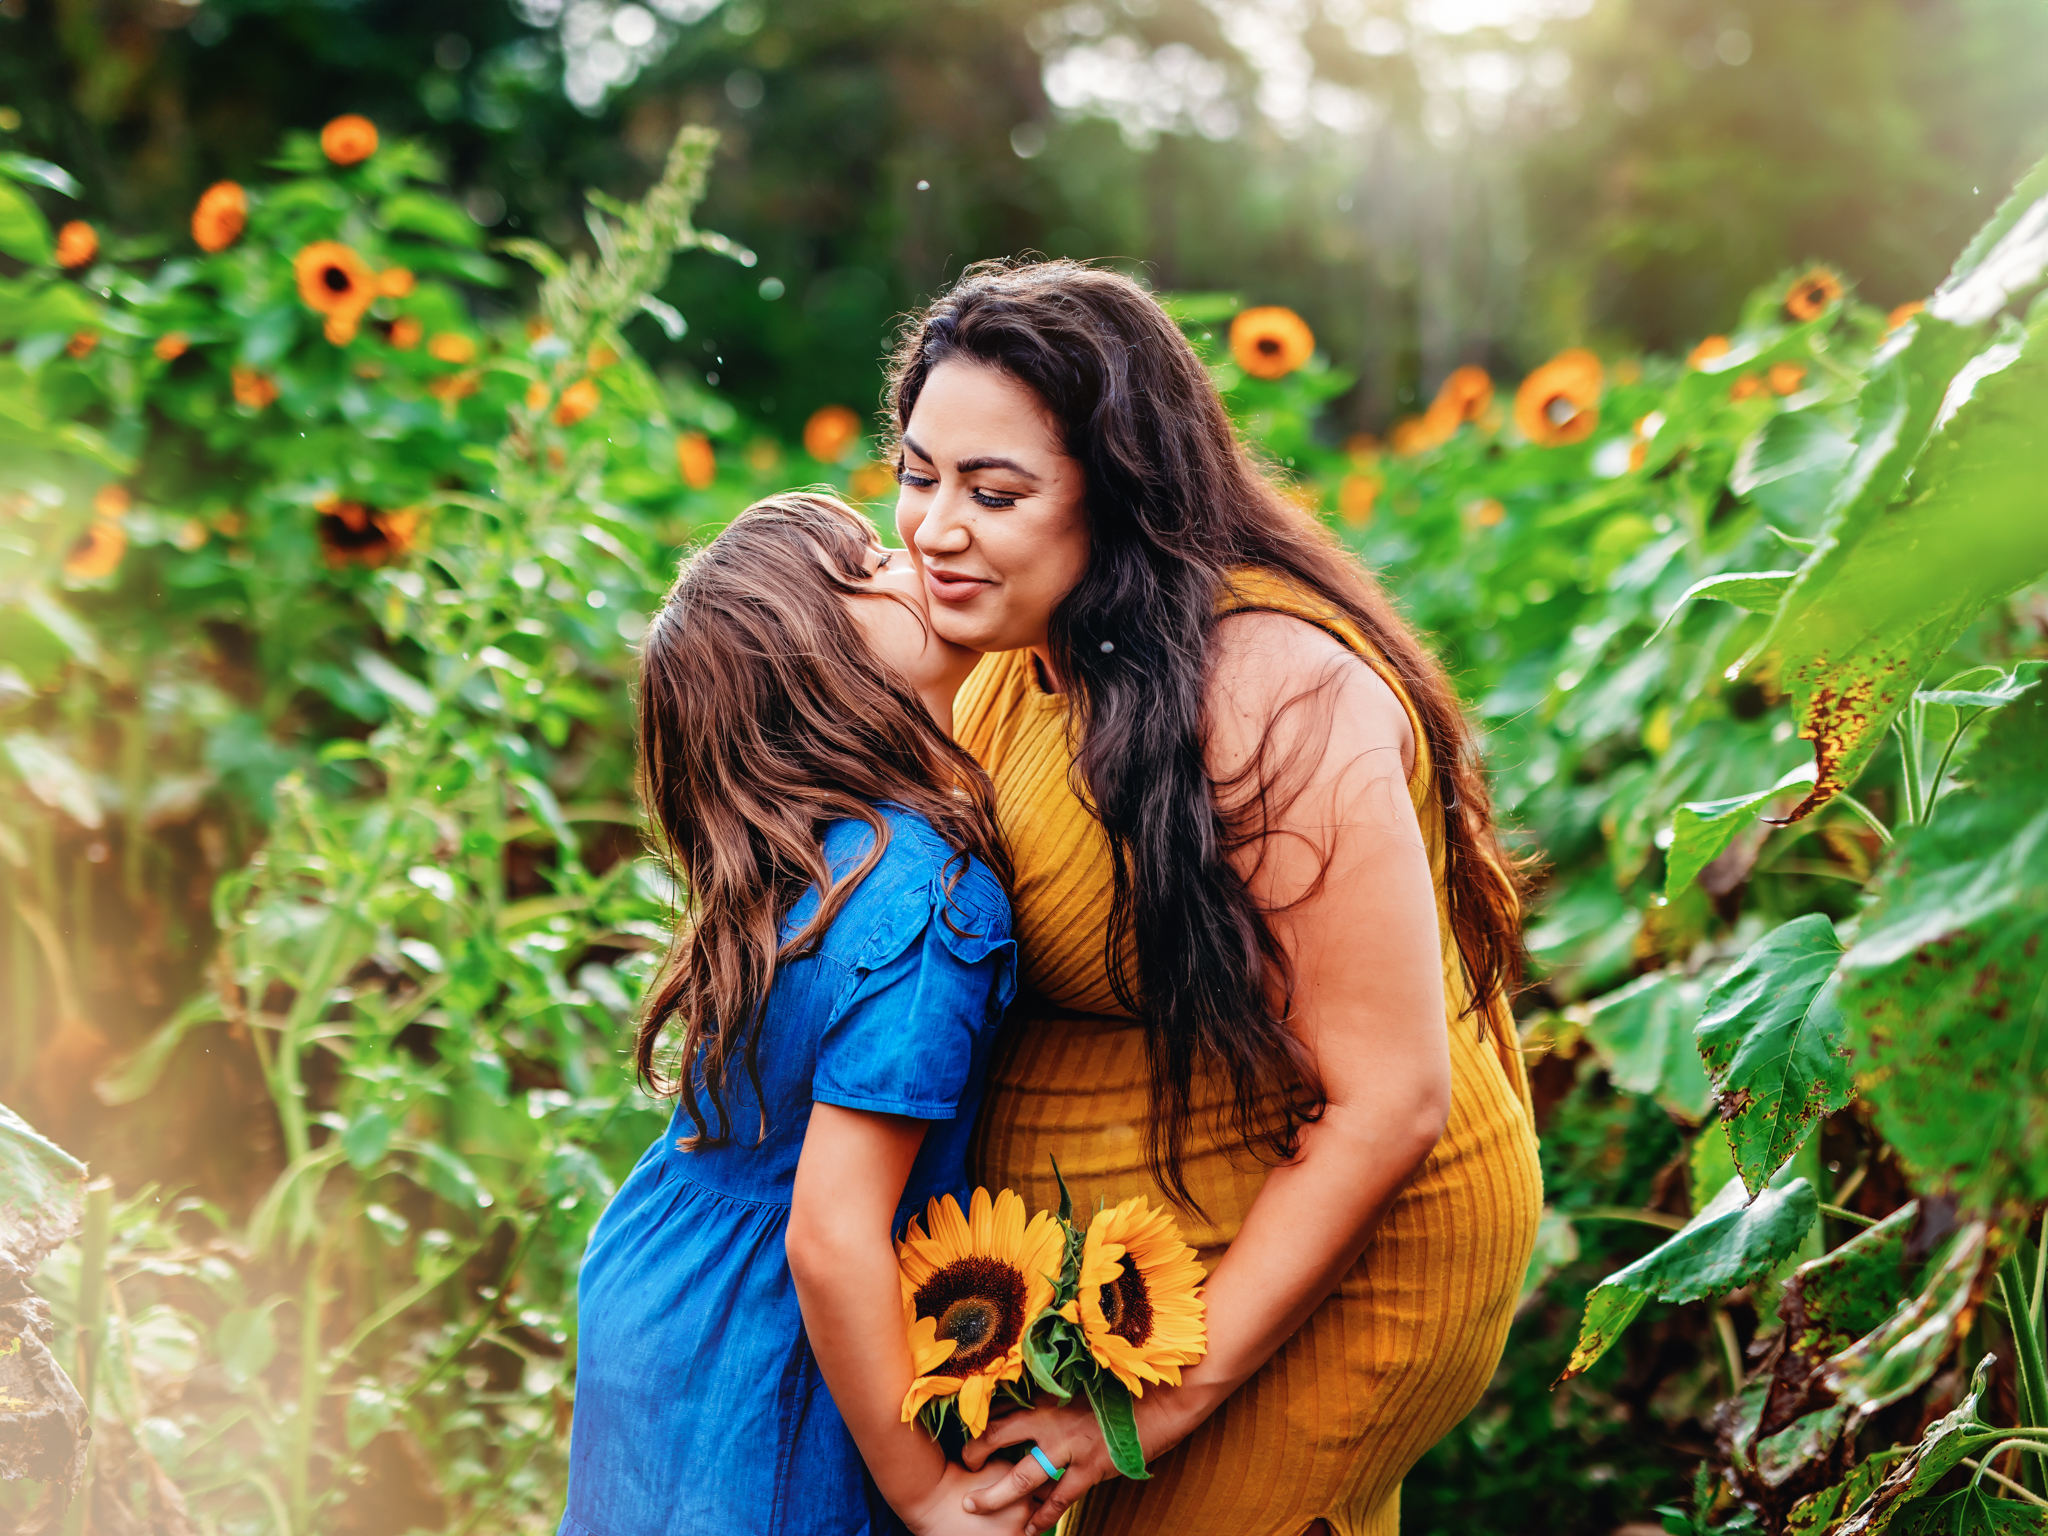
top-left (154, 333), bottom-right (190, 361)
top-left (294, 241), bottom-right (378, 344)
top-left (1468, 497), bottom-right (1507, 528)
top-left (1230, 306), bottom-right (1315, 380)
top-left (316, 496), bottom-right (420, 567)
top-left (1883, 300), bottom-right (1924, 338)
top-left (320, 115), bottom-right (379, 166)
top-left (676, 431), bottom-right (717, 489)
top-left (232, 366), bottom-right (279, 410)
top-left (848, 461), bottom-right (897, 503)
top-left (191, 182), bottom-right (247, 252)
top-left (379, 267), bottom-right (415, 298)
top-left (92, 485), bottom-right (132, 520)
top-left (64, 520), bottom-right (127, 580)
top-left (1059, 1197), bottom-right (1206, 1398)
top-left (803, 404), bottom-right (863, 463)
top-left (55, 221), bottom-right (98, 270)
top-left (1783, 268), bottom-right (1843, 322)
top-left (1687, 335), bottom-right (1731, 370)
top-left (1768, 362), bottom-right (1807, 396)
top-left (388, 316), bottom-right (423, 350)
top-left (1513, 348), bottom-right (1603, 447)
top-left (427, 369), bottom-right (481, 402)
top-left (1338, 473), bottom-right (1379, 529)
top-left (427, 333), bottom-right (477, 365)
top-left (555, 378), bottom-right (600, 425)
top-left (1729, 374), bottom-right (1770, 403)
top-left (897, 1188), bottom-right (1064, 1439)
top-left (67, 330), bottom-right (98, 360)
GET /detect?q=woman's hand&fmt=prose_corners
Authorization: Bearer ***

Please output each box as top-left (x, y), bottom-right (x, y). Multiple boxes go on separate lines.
top-left (958, 1391), bottom-right (1189, 1536)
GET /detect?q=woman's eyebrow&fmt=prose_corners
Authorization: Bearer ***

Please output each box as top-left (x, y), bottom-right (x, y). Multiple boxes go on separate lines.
top-left (901, 434), bottom-right (935, 463)
top-left (954, 455), bottom-right (1040, 481)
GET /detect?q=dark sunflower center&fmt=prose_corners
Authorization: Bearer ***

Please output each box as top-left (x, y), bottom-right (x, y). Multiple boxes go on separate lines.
top-left (1544, 393), bottom-right (1581, 426)
top-left (322, 264), bottom-right (354, 294)
top-left (1097, 1257), bottom-right (1154, 1346)
top-left (915, 1256), bottom-right (1026, 1378)
top-left (319, 503), bottom-right (383, 548)
top-left (1256, 336), bottom-right (1283, 356)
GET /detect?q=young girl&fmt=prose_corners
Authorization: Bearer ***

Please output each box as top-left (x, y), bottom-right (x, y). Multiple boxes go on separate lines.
top-left (560, 493), bottom-right (1028, 1536)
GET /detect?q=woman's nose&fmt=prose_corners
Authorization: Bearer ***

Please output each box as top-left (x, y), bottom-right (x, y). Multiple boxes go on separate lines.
top-left (915, 500), bottom-right (971, 555)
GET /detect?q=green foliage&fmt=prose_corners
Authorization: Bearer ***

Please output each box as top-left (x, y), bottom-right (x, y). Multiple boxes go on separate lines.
top-left (1695, 915), bottom-right (1852, 1198)
top-left (1845, 689), bottom-right (2048, 1213)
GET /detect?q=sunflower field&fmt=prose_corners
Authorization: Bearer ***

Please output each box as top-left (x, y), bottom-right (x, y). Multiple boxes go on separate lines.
top-left (2, 101), bottom-right (2048, 1536)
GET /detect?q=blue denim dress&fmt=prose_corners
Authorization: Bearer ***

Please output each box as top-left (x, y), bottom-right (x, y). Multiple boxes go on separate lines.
top-left (560, 807), bottom-right (1016, 1536)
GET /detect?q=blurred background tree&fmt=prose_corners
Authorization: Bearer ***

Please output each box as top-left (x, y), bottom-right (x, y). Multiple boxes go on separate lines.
top-left (4, 0), bottom-right (2042, 437)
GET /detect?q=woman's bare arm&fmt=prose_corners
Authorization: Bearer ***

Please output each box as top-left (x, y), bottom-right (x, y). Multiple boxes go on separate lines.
top-left (962, 611), bottom-right (1452, 1531)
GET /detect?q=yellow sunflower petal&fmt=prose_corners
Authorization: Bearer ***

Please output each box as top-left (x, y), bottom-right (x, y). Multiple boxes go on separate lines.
top-left (968, 1186), bottom-right (995, 1254)
top-left (906, 1315), bottom-right (960, 1377)
top-left (988, 1187), bottom-right (1026, 1261)
top-left (902, 1371), bottom-right (964, 1423)
top-left (956, 1372), bottom-right (996, 1440)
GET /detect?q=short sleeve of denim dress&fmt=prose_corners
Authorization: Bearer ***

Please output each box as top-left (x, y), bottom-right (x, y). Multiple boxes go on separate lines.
top-left (560, 807), bottom-right (1015, 1536)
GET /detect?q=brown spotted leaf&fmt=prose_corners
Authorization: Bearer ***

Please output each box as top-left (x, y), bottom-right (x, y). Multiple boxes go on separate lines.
top-left (1842, 689), bottom-right (2048, 1214)
top-left (1757, 1202), bottom-right (1917, 1439)
top-left (1756, 306), bottom-right (2048, 822)
top-left (1696, 914), bottom-right (1854, 1196)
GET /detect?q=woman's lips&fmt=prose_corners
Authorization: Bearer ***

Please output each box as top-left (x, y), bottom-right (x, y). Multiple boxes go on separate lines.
top-left (924, 568), bottom-right (990, 604)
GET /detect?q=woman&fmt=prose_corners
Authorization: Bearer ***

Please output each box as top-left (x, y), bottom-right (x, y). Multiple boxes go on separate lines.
top-left (562, 493), bottom-right (1028, 1536)
top-left (886, 263), bottom-right (1544, 1536)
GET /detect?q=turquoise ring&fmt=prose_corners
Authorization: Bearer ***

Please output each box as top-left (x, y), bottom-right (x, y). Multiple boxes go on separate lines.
top-left (1029, 1445), bottom-right (1065, 1483)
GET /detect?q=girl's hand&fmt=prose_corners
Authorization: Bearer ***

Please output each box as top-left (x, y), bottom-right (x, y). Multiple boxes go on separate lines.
top-left (959, 1395), bottom-right (1176, 1536)
top-left (905, 1462), bottom-right (1037, 1536)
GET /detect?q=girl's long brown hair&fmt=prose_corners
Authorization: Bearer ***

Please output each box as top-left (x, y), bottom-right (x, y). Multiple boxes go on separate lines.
top-left (888, 260), bottom-right (1528, 1212)
top-left (633, 492), bottom-right (1008, 1146)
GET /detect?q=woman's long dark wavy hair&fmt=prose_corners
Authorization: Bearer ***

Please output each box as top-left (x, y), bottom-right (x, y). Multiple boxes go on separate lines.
top-left (634, 491), bottom-right (1008, 1146)
top-left (886, 260), bottom-right (1527, 1210)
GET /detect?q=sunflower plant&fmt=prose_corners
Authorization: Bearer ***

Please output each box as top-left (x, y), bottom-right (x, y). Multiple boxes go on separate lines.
top-left (899, 1163), bottom-right (1206, 1481)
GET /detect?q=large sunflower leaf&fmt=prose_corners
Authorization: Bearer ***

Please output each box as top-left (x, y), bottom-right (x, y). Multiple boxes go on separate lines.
top-left (1559, 1173), bottom-right (1818, 1380)
top-left (1582, 969), bottom-right (1715, 1122)
top-left (1697, 916), bottom-right (1853, 1196)
top-left (1757, 308), bottom-right (2048, 822)
top-left (1896, 1493), bottom-right (2048, 1536)
top-left (1823, 1221), bottom-right (1989, 1414)
top-left (1757, 1203), bottom-right (1918, 1438)
top-left (1841, 689), bottom-right (2048, 1212)
top-left (1083, 1373), bottom-right (1152, 1481)
top-left (1788, 1456), bottom-right (1893, 1536)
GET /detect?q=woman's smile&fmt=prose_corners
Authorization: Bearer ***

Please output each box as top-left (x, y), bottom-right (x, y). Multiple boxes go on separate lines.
top-left (923, 564), bottom-right (994, 605)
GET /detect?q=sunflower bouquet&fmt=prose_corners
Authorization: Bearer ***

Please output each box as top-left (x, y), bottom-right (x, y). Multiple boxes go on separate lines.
top-left (897, 1163), bottom-right (1206, 1480)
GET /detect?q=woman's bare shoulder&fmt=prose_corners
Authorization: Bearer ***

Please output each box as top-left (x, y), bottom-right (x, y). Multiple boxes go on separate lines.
top-left (1206, 609), bottom-right (1416, 781)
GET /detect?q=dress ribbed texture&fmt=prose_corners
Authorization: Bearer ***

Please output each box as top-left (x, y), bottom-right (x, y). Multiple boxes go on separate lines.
top-left (956, 569), bottom-right (1543, 1536)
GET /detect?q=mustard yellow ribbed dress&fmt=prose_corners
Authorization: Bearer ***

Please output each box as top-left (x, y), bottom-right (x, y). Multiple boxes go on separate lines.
top-left (955, 568), bottom-right (1544, 1536)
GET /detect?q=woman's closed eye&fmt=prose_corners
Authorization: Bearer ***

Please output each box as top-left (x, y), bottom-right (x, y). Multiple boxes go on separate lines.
top-left (895, 461), bottom-right (937, 490)
top-left (969, 487), bottom-right (1020, 509)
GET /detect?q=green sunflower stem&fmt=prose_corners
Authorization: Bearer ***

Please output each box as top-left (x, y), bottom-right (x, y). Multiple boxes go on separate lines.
top-left (1083, 1371), bottom-right (1153, 1481)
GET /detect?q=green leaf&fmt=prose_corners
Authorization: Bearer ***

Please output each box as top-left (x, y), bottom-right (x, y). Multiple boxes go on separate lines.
top-left (357, 651), bottom-right (438, 718)
top-left (1896, 1491), bottom-right (2048, 1536)
top-left (1561, 1174), bottom-right (1818, 1378)
top-left (1915, 660), bottom-right (2045, 711)
top-left (1788, 1457), bottom-right (1895, 1536)
top-left (1665, 763), bottom-right (1818, 898)
top-left (1731, 411), bottom-right (1854, 497)
top-left (1083, 1372), bottom-right (1152, 1481)
top-left (379, 190), bottom-right (482, 248)
top-left (340, 1106), bottom-right (396, 1171)
top-left (215, 1301), bottom-right (281, 1386)
top-left (1842, 689), bottom-right (2048, 1212)
top-left (1838, 1354), bottom-right (1996, 1535)
top-left (0, 153), bottom-right (82, 198)
top-left (1683, 570), bottom-right (1800, 614)
top-left (1931, 151), bottom-right (2048, 327)
top-left (1696, 915), bottom-right (1853, 1196)
top-left (1160, 292), bottom-right (1242, 324)
top-left (1049, 1154), bottom-right (1074, 1227)
top-left (1583, 970), bottom-right (1715, 1122)
top-left (1824, 1222), bottom-right (1989, 1414)
top-left (1759, 312), bottom-right (2048, 822)
top-left (1757, 1203), bottom-right (1918, 1438)
top-left (0, 180), bottom-right (53, 265)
